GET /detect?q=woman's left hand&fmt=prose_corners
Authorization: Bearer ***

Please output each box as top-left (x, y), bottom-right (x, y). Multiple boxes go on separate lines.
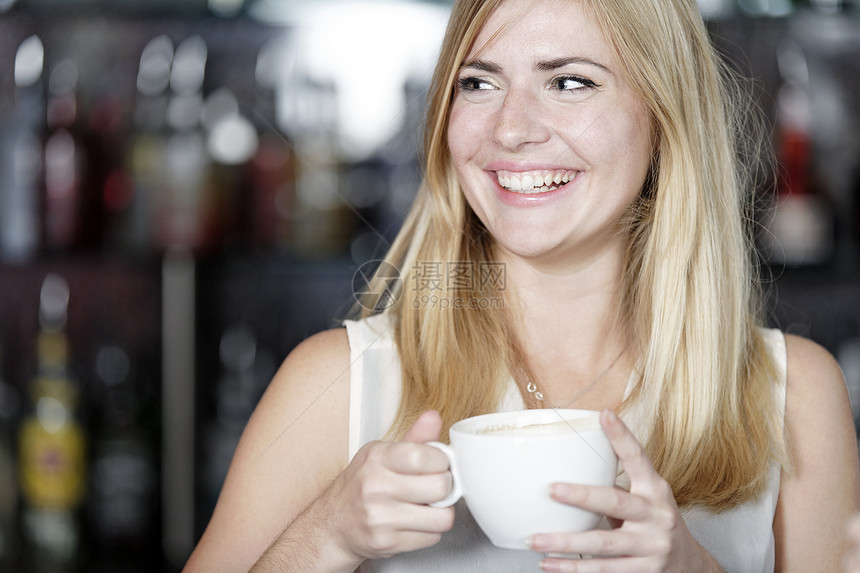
top-left (529, 409), bottom-right (724, 573)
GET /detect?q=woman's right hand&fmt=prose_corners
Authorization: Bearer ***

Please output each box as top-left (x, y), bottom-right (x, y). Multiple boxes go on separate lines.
top-left (320, 410), bottom-right (456, 563)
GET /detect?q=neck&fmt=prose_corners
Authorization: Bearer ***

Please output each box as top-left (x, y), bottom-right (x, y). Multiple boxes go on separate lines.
top-left (498, 247), bottom-right (634, 409)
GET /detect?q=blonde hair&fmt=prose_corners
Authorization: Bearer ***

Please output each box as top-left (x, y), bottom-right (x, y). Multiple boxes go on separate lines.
top-left (357, 0), bottom-right (784, 511)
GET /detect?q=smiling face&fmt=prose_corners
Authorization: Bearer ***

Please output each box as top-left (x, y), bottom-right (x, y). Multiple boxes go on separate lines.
top-left (447, 0), bottom-right (655, 268)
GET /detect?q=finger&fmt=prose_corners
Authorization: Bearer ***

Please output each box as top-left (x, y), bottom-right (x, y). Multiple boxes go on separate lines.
top-left (531, 527), bottom-right (652, 558)
top-left (600, 409), bottom-right (663, 488)
top-left (402, 410), bottom-right (442, 444)
top-left (391, 471), bottom-right (454, 505)
top-left (384, 441), bottom-right (451, 474)
top-left (373, 503), bottom-right (456, 536)
top-left (549, 483), bottom-right (651, 523)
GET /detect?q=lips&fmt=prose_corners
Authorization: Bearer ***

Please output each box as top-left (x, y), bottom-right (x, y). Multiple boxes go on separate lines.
top-left (495, 169), bottom-right (579, 194)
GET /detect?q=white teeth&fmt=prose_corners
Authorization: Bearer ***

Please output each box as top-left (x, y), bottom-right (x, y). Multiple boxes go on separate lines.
top-left (521, 174), bottom-right (534, 190)
top-left (496, 170), bottom-right (577, 194)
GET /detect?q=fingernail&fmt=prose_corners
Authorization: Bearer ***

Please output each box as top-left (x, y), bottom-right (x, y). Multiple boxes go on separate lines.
top-left (550, 483), bottom-right (571, 498)
top-left (529, 534), bottom-right (550, 551)
top-left (539, 559), bottom-right (560, 572)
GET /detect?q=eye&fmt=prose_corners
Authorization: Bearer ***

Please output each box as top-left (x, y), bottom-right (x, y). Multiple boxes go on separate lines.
top-left (456, 76), bottom-right (496, 92)
top-left (551, 75), bottom-right (597, 91)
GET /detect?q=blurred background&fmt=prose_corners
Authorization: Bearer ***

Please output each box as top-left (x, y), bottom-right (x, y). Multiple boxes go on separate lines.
top-left (0, 0), bottom-right (858, 570)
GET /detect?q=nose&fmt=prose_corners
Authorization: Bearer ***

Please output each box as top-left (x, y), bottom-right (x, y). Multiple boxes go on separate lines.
top-left (492, 88), bottom-right (550, 150)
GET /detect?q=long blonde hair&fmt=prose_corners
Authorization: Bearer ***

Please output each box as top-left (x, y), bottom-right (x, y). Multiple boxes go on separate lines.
top-left (357, 0), bottom-right (784, 510)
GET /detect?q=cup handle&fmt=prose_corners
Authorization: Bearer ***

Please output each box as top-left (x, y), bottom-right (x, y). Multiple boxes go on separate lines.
top-left (426, 441), bottom-right (462, 507)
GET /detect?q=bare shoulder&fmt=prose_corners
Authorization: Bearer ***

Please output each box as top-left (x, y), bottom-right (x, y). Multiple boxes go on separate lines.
top-left (184, 327), bottom-right (352, 572)
top-left (784, 332), bottom-right (843, 377)
top-left (269, 327), bottom-right (351, 412)
top-left (237, 327), bottom-right (351, 462)
top-left (286, 325), bottom-right (351, 368)
top-left (783, 333), bottom-right (846, 402)
top-left (774, 333), bottom-right (860, 572)
top-left (781, 332), bottom-right (850, 451)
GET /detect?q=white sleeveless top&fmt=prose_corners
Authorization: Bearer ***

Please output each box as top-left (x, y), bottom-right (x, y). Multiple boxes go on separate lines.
top-left (345, 314), bottom-right (787, 573)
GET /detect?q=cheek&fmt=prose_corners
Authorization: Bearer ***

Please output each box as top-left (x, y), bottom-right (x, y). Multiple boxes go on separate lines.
top-left (616, 98), bottom-right (655, 172)
top-left (447, 101), bottom-right (493, 166)
top-left (446, 106), bottom-right (487, 212)
top-left (447, 106), bottom-right (472, 166)
top-left (623, 116), bottom-right (656, 185)
top-left (578, 107), bottom-right (653, 181)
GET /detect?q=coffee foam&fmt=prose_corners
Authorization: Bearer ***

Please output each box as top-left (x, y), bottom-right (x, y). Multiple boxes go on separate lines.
top-left (477, 416), bottom-right (599, 436)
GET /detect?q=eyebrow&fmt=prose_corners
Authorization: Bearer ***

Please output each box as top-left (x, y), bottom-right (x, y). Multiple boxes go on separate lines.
top-left (460, 56), bottom-right (612, 75)
top-left (535, 57), bottom-right (612, 75)
top-left (460, 59), bottom-right (502, 74)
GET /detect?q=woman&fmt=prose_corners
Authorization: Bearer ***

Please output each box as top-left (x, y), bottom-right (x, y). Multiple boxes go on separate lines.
top-left (184, 0), bottom-right (860, 571)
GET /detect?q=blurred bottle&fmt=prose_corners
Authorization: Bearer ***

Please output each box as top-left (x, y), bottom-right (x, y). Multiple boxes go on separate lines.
top-left (202, 87), bottom-right (259, 250)
top-left (246, 40), bottom-right (298, 252)
top-left (201, 325), bottom-right (274, 515)
top-left (87, 344), bottom-right (157, 561)
top-left (156, 35), bottom-right (226, 254)
top-left (123, 35), bottom-right (174, 255)
top-left (0, 35), bottom-right (45, 262)
top-left (43, 60), bottom-right (87, 253)
top-left (787, 6), bottom-right (860, 271)
top-left (0, 343), bottom-right (21, 567)
top-left (87, 94), bottom-right (131, 256)
top-left (762, 39), bottom-right (835, 267)
top-left (17, 273), bottom-right (87, 569)
top-left (290, 79), bottom-right (354, 259)
top-left (245, 130), bottom-right (296, 251)
top-left (349, 77), bottom-right (427, 262)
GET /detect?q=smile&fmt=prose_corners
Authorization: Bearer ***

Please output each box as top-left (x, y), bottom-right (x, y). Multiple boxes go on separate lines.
top-left (495, 170), bottom-right (579, 194)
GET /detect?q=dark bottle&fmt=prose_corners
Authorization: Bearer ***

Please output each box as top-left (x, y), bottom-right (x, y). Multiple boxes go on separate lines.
top-left (0, 343), bottom-right (21, 568)
top-left (43, 60), bottom-right (87, 252)
top-left (87, 343), bottom-right (157, 562)
top-left (246, 44), bottom-right (297, 251)
top-left (201, 325), bottom-right (275, 516)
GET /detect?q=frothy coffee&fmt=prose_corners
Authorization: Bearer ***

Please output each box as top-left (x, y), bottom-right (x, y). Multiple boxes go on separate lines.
top-left (477, 416), bottom-right (599, 436)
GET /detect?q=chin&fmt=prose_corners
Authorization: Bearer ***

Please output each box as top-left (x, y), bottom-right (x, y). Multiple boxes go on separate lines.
top-left (493, 235), bottom-right (566, 262)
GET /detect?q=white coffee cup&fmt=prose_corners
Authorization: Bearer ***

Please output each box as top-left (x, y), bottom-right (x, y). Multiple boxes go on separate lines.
top-left (428, 409), bottom-right (618, 550)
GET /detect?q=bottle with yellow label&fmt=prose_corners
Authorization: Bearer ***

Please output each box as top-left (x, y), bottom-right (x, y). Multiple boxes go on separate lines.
top-left (17, 273), bottom-right (86, 569)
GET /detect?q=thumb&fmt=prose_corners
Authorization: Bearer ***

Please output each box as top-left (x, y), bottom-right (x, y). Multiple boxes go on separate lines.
top-left (402, 410), bottom-right (443, 444)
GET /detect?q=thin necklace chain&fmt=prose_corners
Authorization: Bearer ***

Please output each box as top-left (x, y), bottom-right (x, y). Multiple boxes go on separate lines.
top-left (523, 341), bottom-right (632, 409)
